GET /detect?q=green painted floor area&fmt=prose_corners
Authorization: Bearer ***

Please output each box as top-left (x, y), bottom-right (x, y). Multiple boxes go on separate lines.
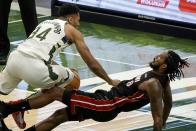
top-left (4, 9), bottom-right (196, 81)
top-left (1, 9), bottom-right (196, 131)
top-left (8, 10), bottom-right (196, 53)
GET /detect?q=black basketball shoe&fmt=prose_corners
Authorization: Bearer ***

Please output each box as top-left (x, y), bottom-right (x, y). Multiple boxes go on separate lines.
top-left (0, 101), bottom-right (9, 120)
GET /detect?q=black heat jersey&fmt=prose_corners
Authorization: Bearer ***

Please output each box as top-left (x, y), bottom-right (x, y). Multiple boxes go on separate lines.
top-left (107, 70), bottom-right (168, 112)
top-left (63, 70), bottom-right (169, 122)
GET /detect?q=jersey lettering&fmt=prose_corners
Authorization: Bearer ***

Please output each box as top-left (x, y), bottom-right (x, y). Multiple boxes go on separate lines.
top-left (126, 80), bottom-right (134, 87)
top-left (135, 75), bottom-right (142, 82)
top-left (28, 27), bottom-right (41, 39)
top-left (36, 28), bottom-right (52, 41)
top-left (28, 26), bottom-right (52, 41)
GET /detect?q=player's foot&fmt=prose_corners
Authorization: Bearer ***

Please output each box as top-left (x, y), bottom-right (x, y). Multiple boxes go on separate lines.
top-left (12, 111), bottom-right (26, 129)
top-left (10, 100), bottom-right (26, 129)
top-left (0, 101), bottom-right (9, 120)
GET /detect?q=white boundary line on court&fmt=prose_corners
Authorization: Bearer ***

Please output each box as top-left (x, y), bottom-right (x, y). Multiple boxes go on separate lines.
top-left (8, 5), bottom-right (196, 66)
top-left (11, 2), bottom-right (51, 16)
top-left (8, 6), bottom-right (196, 131)
top-left (10, 41), bottom-right (147, 67)
top-left (185, 55), bottom-right (196, 59)
top-left (8, 15), bottom-right (49, 24)
top-left (60, 52), bottom-right (196, 66)
top-left (60, 51), bottom-right (148, 67)
top-left (11, 40), bottom-right (196, 67)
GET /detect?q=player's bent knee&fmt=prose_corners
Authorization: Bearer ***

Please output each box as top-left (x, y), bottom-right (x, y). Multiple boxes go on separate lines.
top-left (49, 108), bottom-right (68, 124)
top-left (42, 86), bottom-right (65, 101)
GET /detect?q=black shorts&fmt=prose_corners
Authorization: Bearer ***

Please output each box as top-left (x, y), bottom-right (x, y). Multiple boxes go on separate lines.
top-left (63, 89), bottom-right (119, 122)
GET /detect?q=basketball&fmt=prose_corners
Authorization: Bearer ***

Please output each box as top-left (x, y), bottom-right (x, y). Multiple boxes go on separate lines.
top-left (66, 69), bottom-right (80, 90)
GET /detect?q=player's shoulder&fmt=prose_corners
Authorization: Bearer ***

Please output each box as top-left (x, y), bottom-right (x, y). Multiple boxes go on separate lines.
top-left (65, 24), bottom-right (82, 38)
top-left (145, 78), bottom-right (160, 88)
top-left (65, 24), bottom-right (78, 32)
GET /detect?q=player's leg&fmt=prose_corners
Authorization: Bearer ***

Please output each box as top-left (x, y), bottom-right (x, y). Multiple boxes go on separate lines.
top-left (0, 83), bottom-right (71, 120)
top-left (0, 83), bottom-right (68, 128)
top-left (0, 0), bottom-right (12, 64)
top-left (0, 51), bottom-right (23, 95)
top-left (0, 51), bottom-right (21, 130)
top-left (24, 64), bottom-right (75, 108)
top-left (18, 0), bottom-right (38, 37)
top-left (0, 58), bottom-right (75, 121)
top-left (0, 68), bottom-right (72, 115)
top-left (24, 90), bottom-right (81, 131)
top-left (24, 89), bottom-right (119, 131)
top-left (8, 86), bottom-right (65, 129)
top-left (18, 64), bottom-right (75, 106)
top-left (4, 86), bottom-right (65, 129)
top-left (0, 50), bottom-right (72, 125)
top-left (25, 108), bottom-right (69, 131)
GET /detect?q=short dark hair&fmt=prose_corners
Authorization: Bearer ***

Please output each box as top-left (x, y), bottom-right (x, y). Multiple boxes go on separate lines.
top-left (165, 50), bottom-right (190, 81)
top-left (59, 3), bottom-right (80, 17)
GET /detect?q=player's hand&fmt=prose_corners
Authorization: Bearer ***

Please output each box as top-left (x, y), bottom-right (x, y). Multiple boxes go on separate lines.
top-left (162, 122), bottom-right (166, 129)
top-left (108, 79), bottom-right (121, 86)
top-left (70, 68), bottom-right (78, 72)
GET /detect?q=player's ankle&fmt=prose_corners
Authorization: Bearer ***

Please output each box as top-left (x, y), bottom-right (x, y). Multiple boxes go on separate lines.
top-left (24, 125), bottom-right (36, 131)
top-left (8, 99), bottom-right (31, 113)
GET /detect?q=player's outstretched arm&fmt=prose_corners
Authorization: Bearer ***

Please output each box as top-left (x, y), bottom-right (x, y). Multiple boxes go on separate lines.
top-left (162, 82), bottom-right (172, 127)
top-left (145, 78), bottom-right (163, 131)
top-left (65, 25), bottom-right (120, 86)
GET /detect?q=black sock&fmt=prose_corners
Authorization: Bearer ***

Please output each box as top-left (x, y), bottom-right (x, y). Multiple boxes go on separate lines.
top-left (0, 120), bottom-right (11, 131)
top-left (62, 89), bottom-right (73, 106)
top-left (24, 125), bottom-right (36, 131)
top-left (7, 99), bottom-right (31, 114)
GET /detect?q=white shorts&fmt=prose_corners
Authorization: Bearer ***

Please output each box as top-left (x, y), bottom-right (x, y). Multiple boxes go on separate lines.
top-left (0, 50), bottom-right (74, 95)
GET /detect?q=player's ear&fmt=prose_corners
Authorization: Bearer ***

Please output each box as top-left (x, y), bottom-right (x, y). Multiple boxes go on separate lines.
top-left (162, 64), bottom-right (167, 69)
top-left (68, 16), bottom-right (73, 23)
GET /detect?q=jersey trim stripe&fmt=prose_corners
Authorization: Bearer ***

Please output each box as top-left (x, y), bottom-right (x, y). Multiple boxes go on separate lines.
top-left (70, 91), bottom-right (148, 113)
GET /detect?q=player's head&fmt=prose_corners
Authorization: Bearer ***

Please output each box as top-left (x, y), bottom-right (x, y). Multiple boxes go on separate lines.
top-left (59, 3), bottom-right (80, 28)
top-left (149, 50), bottom-right (190, 81)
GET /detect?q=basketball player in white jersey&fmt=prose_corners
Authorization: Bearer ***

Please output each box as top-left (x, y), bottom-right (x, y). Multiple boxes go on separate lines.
top-left (0, 3), bottom-right (120, 129)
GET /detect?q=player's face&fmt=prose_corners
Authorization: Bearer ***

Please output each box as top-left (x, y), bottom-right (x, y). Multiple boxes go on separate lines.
top-left (68, 13), bottom-right (80, 29)
top-left (149, 52), bottom-right (168, 71)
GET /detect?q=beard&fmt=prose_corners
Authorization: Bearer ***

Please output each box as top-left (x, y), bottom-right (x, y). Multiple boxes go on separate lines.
top-left (149, 62), bottom-right (160, 70)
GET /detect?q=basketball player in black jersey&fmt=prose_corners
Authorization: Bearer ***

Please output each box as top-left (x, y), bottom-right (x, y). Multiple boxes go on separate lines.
top-left (0, 50), bottom-right (190, 131)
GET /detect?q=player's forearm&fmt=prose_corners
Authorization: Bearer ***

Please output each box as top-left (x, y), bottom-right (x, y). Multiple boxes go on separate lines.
top-left (153, 124), bottom-right (162, 131)
top-left (162, 105), bottom-right (172, 125)
top-left (89, 62), bottom-right (112, 84)
top-left (153, 118), bottom-right (163, 131)
top-left (77, 45), bottom-right (112, 84)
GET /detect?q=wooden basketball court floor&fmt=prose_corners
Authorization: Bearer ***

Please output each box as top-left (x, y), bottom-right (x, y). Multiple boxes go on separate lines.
top-left (1, 5), bottom-right (196, 130)
top-left (1, 67), bottom-right (196, 131)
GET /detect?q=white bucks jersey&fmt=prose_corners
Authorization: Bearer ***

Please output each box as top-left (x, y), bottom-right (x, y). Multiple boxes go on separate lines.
top-left (17, 19), bottom-right (71, 61)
